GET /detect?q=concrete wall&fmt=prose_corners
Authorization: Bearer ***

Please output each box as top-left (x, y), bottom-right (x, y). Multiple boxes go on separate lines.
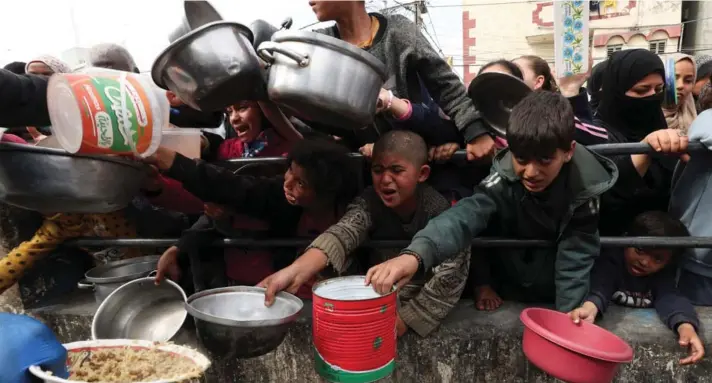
top-left (30, 292), bottom-right (712, 382)
top-left (681, 0), bottom-right (712, 56)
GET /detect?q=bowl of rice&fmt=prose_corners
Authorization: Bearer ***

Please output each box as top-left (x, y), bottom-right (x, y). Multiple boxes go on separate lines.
top-left (28, 339), bottom-right (211, 383)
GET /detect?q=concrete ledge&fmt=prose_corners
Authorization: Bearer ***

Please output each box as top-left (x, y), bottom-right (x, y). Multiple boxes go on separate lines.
top-left (30, 292), bottom-right (712, 382)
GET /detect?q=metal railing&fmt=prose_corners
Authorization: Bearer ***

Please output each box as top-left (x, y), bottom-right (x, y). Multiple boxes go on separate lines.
top-left (222, 142), bottom-right (706, 165)
top-left (64, 141), bottom-right (709, 249)
top-left (67, 236), bottom-right (712, 249)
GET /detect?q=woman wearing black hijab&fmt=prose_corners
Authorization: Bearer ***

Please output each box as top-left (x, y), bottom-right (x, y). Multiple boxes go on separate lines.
top-left (596, 49), bottom-right (685, 235)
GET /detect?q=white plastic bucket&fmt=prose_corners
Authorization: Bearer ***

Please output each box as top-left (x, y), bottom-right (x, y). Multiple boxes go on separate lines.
top-left (47, 70), bottom-right (168, 157)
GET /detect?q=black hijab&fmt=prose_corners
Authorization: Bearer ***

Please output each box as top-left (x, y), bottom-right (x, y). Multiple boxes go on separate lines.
top-left (596, 49), bottom-right (667, 142)
top-left (587, 60), bottom-right (607, 113)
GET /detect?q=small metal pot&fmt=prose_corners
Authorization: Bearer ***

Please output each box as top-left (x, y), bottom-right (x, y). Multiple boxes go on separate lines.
top-left (152, 21), bottom-right (264, 112)
top-left (186, 286), bottom-right (303, 359)
top-left (92, 277), bottom-right (188, 343)
top-left (168, 0), bottom-right (223, 43)
top-left (257, 30), bottom-right (387, 130)
top-left (77, 256), bottom-right (159, 303)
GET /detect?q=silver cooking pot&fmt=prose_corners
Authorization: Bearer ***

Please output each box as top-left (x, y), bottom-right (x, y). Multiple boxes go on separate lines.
top-left (92, 276), bottom-right (188, 343)
top-left (168, 0), bottom-right (223, 43)
top-left (257, 30), bottom-right (387, 129)
top-left (0, 143), bottom-right (146, 214)
top-left (77, 256), bottom-right (160, 303)
top-left (152, 21), bottom-right (264, 112)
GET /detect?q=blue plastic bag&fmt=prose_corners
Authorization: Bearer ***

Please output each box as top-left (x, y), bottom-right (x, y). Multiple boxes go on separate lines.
top-left (0, 313), bottom-right (68, 382)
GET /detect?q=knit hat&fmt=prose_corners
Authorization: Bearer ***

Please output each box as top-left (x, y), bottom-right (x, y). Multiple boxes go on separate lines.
top-left (25, 55), bottom-right (71, 74)
top-left (89, 43), bottom-right (139, 73)
top-left (695, 54), bottom-right (712, 81)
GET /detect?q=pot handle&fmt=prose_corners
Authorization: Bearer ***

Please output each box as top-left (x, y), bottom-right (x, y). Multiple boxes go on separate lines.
top-left (148, 270), bottom-right (158, 278)
top-left (77, 279), bottom-right (95, 290)
top-left (257, 41), bottom-right (310, 68)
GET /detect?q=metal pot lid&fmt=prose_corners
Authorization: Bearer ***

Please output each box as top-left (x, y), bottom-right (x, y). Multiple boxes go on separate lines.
top-left (84, 255), bottom-right (160, 284)
top-left (186, 286), bottom-right (303, 327)
top-left (467, 72), bottom-right (532, 137)
top-left (152, 21), bottom-right (256, 89)
top-left (270, 30), bottom-right (388, 81)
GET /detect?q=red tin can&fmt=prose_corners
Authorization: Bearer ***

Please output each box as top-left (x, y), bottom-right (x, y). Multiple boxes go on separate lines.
top-left (312, 276), bottom-right (396, 383)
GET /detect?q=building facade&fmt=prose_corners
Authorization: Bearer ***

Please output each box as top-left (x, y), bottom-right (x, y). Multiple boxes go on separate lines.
top-left (461, 0), bottom-right (683, 85)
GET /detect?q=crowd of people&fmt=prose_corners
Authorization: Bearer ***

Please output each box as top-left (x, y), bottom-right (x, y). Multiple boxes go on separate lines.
top-left (0, 0), bottom-right (711, 366)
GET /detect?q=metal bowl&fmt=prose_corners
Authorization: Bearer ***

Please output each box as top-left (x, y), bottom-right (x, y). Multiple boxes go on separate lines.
top-left (186, 286), bottom-right (303, 359)
top-left (152, 21), bottom-right (265, 112)
top-left (77, 256), bottom-right (160, 303)
top-left (467, 71), bottom-right (531, 137)
top-left (92, 277), bottom-right (188, 342)
top-left (168, 0), bottom-right (223, 43)
top-left (0, 143), bottom-right (146, 213)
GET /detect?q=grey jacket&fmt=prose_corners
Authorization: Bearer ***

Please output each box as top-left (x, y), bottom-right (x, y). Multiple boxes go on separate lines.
top-left (315, 13), bottom-right (489, 142)
top-left (670, 110), bottom-right (712, 278)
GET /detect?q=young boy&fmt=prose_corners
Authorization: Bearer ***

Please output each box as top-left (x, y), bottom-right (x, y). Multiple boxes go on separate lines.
top-left (569, 211), bottom-right (704, 365)
top-left (260, 130), bottom-right (470, 337)
top-left (365, 91), bottom-right (618, 313)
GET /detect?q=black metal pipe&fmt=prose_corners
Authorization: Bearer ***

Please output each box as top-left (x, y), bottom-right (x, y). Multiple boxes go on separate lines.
top-left (224, 142), bottom-right (706, 165)
top-left (67, 236), bottom-right (712, 249)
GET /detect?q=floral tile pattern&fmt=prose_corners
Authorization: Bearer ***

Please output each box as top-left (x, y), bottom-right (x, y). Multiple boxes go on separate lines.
top-left (555, 0), bottom-right (589, 76)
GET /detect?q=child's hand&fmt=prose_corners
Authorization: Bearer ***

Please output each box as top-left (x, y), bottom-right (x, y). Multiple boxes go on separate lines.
top-left (429, 143), bottom-right (459, 162)
top-left (155, 246), bottom-right (181, 285)
top-left (359, 143), bottom-right (374, 158)
top-left (678, 323), bottom-right (705, 365)
top-left (258, 248), bottom-right (328, 307)
top-left (140, 147), bottom-right (177, 171)
top-left (365, 253), bottom-right (420, 295)
top-left (204, 203), bottom-right (226, 220)
top-left (396, 315), bottom-right (408, 337)
top-left (569, 301), bottom-right (598, 324)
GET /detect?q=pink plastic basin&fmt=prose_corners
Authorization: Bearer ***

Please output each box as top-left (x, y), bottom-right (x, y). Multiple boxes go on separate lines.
top-left (520, 308), bottom-right (634, 383)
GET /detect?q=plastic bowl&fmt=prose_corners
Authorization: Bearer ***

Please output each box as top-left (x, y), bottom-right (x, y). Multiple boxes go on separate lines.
top-left (520, 308), bottom-right (634, 383)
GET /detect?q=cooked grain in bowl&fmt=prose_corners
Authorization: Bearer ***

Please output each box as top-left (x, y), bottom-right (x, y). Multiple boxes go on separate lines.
top-left (67, 346), bottom-right (203, 382)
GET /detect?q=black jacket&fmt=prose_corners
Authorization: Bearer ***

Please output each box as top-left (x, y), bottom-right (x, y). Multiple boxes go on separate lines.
top-left (0, 70), bottom-right (51, 128)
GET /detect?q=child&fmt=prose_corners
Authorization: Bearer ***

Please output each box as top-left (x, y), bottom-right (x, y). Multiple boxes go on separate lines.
top-left (259, 130), bottom-right (469, 337)
top-left (569, 211), bottom-right (704, 365)
top-left (152, 138), bottom-right (361, 297)
top-left (364, 91), bottom-right (618, 314)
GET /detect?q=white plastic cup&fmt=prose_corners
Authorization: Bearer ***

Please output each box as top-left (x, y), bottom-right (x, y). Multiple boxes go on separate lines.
top-left (47, 69), bottom-right (168, 157)
top-left (160, 127), bottom-right (202, 159)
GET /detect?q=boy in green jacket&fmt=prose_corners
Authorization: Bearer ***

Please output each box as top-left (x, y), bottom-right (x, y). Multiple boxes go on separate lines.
top-left (366, 91), bottom-right (619, 312)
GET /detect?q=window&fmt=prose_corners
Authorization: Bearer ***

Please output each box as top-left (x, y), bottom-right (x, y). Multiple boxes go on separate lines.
top-left (606, 44), bottom-right (623, 57)
top-left (649, 40), bottom-right (666, 54)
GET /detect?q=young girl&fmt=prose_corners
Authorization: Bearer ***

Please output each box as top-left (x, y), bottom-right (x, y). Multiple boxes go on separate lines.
top-left (663, 54), bottom-right (697, 134)
top-left (152, 138), bottom-right (361, 298)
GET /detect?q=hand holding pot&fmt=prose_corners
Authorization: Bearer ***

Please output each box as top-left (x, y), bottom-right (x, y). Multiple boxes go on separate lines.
top-left (258, 248), bottom-right (328, 306)
top-left (155, 246), bottom-right (182, 284)
top-left (465, 134), bottom-right (496, 161)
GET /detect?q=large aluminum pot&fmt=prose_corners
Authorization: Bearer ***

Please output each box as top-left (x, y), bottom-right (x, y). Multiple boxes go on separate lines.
top-left (257, 30), bottom-right (387, 129)
top-left (168, 0), bottom-right (223, 43)
top-left (152, 21), bottom-right (264, 112)
top-left (186, 286), bottom-right (303, 359)
top-left (92, 277), bottom-right (188, 343)
top-left (0, 143), bottom-right (146, 214)
top-left (77, 256), bottom-right (159, 303)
